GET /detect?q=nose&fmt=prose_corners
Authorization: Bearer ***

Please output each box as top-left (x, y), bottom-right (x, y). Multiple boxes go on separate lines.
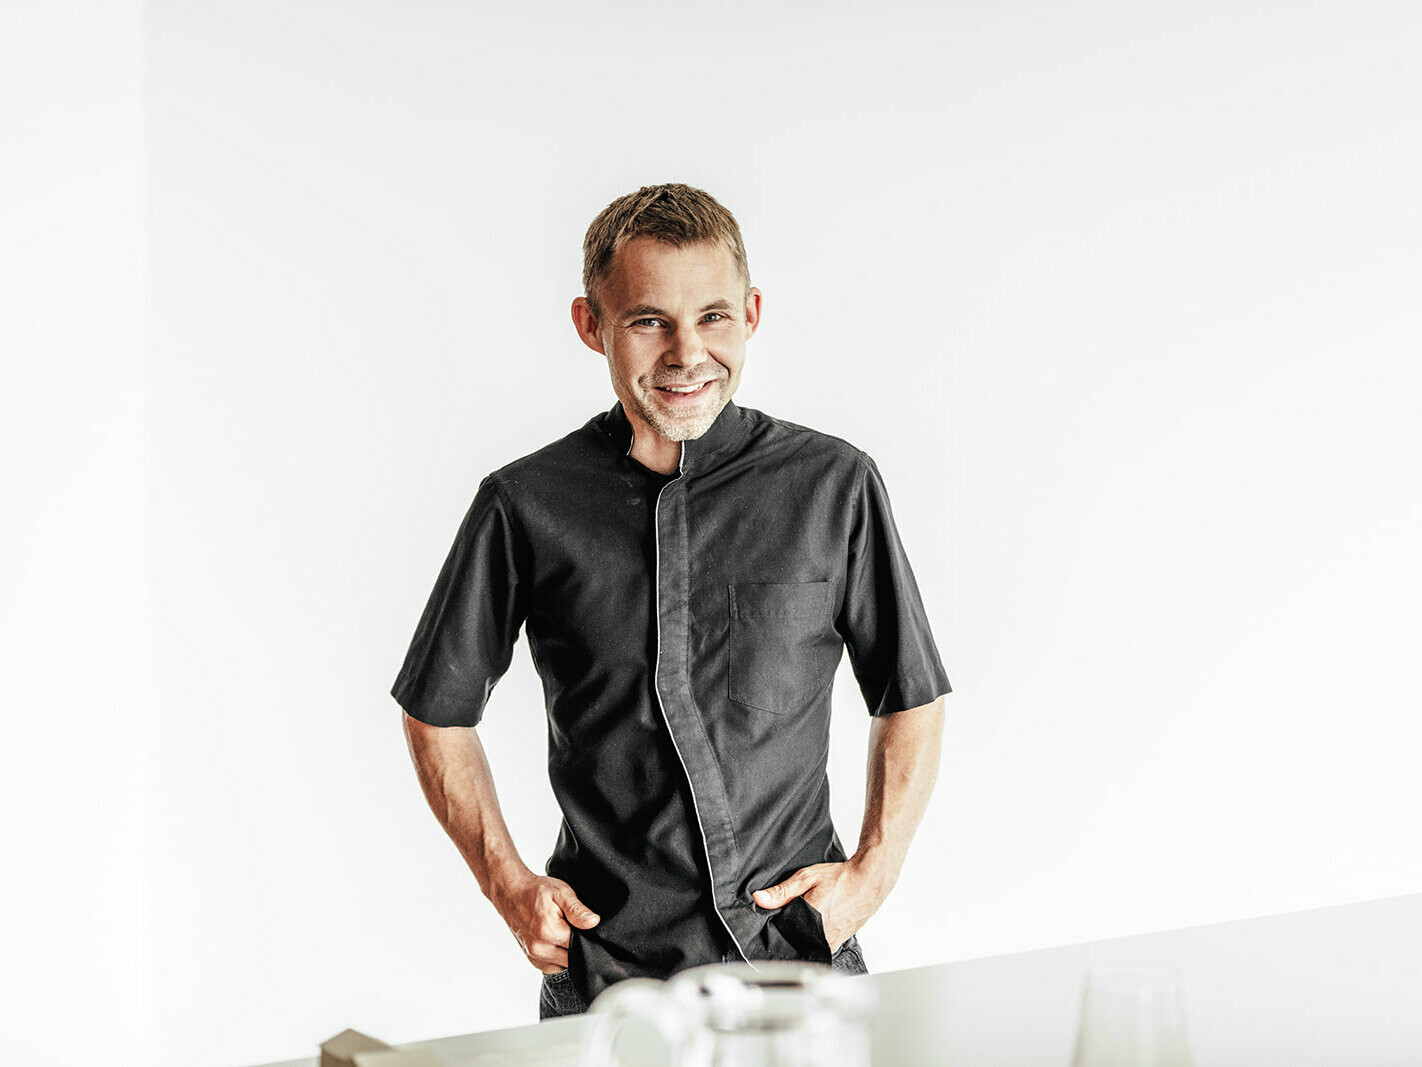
top-left (664, 324), bottom-right (710, 370)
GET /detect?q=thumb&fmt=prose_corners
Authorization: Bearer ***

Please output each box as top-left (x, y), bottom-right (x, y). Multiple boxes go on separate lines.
top-left (555, 884), bottom-right (601, 929)
top-left (752, 872), bottom-right (808, 909)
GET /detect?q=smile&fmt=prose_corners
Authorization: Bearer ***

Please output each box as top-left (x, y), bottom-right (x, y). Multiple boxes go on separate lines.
top-left (654, 380), bottom-right (715, 400)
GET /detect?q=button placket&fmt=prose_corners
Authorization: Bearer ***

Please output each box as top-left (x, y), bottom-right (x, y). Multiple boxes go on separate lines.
top-left (650, 459), bottom-right (753, 966)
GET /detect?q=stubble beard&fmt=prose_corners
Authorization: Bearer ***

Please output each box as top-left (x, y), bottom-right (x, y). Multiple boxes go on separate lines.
top-left (626, 374), bottom-right (730, 443)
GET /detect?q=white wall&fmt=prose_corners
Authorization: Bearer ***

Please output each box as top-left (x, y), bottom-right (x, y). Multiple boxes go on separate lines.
top-left (10, 1), bottom-right (1418, 1064)
top-left (0, 3), bottom-right (148, 1065)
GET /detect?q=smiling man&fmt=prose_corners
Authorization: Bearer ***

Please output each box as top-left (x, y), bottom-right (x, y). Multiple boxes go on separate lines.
top-left (393, 183), bottom-right (951, 1020)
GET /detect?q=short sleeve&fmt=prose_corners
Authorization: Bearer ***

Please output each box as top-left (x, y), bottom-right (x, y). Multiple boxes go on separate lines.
top-left (836, 453), bottom-right (952, 716)
top-left (391, 474), bottom-right (529, 727)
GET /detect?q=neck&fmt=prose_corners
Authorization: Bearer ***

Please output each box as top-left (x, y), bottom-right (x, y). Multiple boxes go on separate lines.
top-left (630, 433), bottom-right (681, 475)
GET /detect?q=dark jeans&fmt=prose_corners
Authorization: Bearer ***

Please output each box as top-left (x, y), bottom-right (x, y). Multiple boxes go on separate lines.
top-left (538, 935), bottom-right (869, 1020)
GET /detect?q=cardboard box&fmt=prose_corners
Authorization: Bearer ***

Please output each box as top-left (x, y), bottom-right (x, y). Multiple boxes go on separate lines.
top-left (320, 1029), bottom-right (392, 1067)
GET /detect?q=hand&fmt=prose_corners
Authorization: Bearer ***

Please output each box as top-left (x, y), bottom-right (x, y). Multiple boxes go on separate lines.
top-left (751, 859), bottom-right (887, 954)
top-left (492, 871), bottom-right (601, 974)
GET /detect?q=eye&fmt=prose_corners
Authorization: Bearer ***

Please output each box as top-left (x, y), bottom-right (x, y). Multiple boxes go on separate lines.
top-left (633, 318), bottom-right (664, 328)
top-left (702, 312), bottom-right (726, 323)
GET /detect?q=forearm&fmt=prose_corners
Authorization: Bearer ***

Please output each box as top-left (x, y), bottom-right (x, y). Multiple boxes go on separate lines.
top-left (850, 694), bottom-right (946, 895)
top-left (401, 711), bottom-right (534, 906)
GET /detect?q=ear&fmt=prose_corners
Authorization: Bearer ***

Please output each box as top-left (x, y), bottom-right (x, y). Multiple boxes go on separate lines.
top-left (571, 297), bottom-right (606, 355)
top-left (743, 287), bottom-right (763, 341)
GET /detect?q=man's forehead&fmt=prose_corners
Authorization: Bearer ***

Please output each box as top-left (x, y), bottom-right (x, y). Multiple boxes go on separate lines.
top-left (607, 237), bottom-right (742, 301)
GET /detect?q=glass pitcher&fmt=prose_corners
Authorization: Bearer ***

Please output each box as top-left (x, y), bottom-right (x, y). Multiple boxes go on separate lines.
top-left (581, 961), bottom-right (873, 1067)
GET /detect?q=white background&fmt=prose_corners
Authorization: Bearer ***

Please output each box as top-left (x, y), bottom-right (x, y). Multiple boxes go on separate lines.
top-left (4, 1), bottom-right (1420, 1064)
top-left (2, 3), bottom-right (149, 1066)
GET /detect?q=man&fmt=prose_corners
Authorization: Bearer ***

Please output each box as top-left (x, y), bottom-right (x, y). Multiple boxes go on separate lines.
top-left (392, 183), bottom-right (951, 1020)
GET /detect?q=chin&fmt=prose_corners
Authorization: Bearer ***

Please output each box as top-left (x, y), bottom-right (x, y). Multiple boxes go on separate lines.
top-left (643, 395), bottom-right (727, 443)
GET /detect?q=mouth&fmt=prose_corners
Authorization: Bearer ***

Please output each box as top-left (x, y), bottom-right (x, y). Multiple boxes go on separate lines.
top-left (652, 379), bottom-right (717, 404)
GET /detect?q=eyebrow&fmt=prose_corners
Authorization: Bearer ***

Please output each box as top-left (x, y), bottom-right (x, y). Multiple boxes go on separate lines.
top-left (622, 299), bottom-right (737, 320)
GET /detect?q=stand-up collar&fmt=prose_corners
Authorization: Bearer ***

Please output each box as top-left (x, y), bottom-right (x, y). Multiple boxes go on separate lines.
top-left (599, 397), bottom-right (748, 474)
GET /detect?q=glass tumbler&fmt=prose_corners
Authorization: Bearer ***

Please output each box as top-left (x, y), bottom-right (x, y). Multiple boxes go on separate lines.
top-left (1069, 967), bottom-right (1195, 1067)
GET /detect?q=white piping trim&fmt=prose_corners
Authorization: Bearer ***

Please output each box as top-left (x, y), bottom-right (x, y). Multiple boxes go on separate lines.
top-left (650, 442), bottom-right (753, 966)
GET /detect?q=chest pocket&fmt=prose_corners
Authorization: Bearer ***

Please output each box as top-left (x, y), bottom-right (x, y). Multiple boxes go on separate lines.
top-left (728, 581), bottom-right (833, 714)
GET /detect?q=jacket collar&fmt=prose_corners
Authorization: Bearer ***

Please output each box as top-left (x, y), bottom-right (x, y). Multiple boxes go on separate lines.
top-left (599, 396), bottom-right (748, 474)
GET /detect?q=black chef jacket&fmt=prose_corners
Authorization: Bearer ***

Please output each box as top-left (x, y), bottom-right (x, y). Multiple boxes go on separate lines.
top-left (391, 397), bottom-right (951, 1006)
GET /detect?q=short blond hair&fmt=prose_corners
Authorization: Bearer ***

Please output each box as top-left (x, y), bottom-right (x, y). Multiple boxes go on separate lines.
top-left (582, 183), bottom-right (750, 319)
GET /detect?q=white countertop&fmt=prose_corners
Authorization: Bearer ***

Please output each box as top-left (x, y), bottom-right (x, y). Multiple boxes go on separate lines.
top-left (253, 892), bottom-right (1422, 1066)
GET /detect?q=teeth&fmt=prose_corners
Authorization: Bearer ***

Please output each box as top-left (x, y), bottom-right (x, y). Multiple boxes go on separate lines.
top-left (664, 383), bottom-right (705, 393)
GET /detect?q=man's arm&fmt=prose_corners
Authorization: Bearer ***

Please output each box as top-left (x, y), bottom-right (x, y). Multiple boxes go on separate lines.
top-left (401, 710), bottom-right (600, 972)
top-left (751, 693), bottom-right (946, 951)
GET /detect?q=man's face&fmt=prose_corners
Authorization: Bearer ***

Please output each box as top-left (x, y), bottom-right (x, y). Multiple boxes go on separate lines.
top-left (573, 237), bottom-right (761, 445)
